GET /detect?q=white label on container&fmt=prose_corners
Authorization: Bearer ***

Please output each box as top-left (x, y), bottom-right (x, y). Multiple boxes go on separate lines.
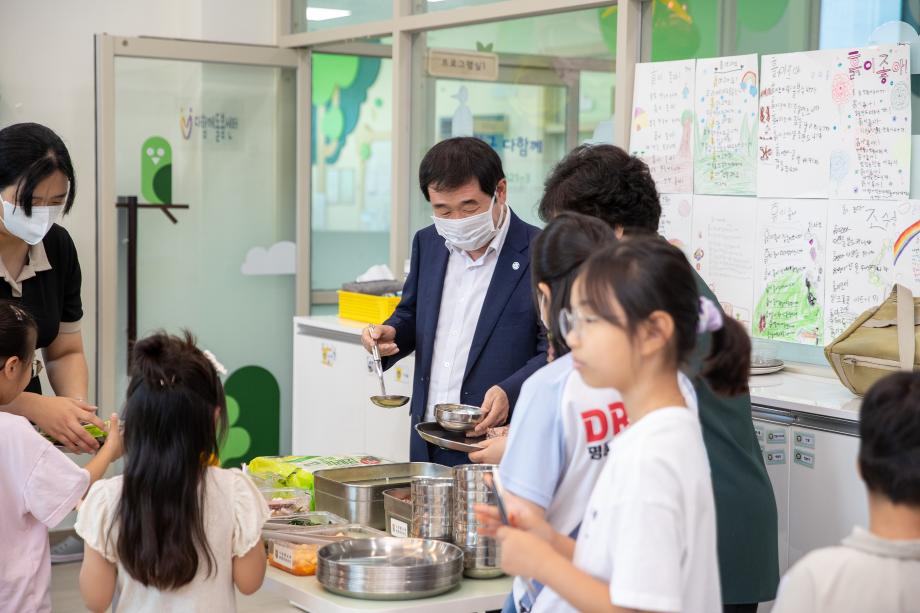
top-left (794, 448), bottom-right (815, 469)
top-left (765, 449), bottom-right (786, 465)
top-left (390, 518), bottom-right (408, 538)
top-left (794, 430), bottom-right (816, 449)
top-left (272, 542), bottom-right (295, 569)
top-left (767, 429), bottom-right (786, 444)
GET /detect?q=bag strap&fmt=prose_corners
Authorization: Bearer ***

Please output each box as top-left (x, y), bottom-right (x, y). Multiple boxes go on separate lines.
top-left (896, 283), bottom-right (915, 371)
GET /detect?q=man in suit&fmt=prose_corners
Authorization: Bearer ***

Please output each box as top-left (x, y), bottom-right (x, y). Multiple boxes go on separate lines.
top-left (361, 137), bottom-right (547, 466)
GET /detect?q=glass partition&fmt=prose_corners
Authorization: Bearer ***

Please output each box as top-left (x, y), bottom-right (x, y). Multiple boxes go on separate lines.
top-left (311, 53), bottom-right (393, 305)
top-left (409, 5), bottom-right (618, 235)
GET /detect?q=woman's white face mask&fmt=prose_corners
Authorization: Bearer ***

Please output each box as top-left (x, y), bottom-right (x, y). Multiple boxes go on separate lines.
top-left (0, 186), bottom-right (67, 245)
top-left (432, 193), bottom-right (503, 252)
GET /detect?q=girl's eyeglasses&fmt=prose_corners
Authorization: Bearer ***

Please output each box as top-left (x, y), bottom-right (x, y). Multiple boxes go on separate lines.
top-left (558, 307), bottom-right (600, 339)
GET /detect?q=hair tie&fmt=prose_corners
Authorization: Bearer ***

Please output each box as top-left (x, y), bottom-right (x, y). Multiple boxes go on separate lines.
top-left (202, 349), bottom-right (227, 377)
top-left (697, 297), bottom-right (724, 334)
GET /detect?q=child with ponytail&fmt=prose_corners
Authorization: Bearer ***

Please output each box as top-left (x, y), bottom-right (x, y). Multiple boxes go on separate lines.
top-left (75, 331), bottom-right (268, 613)
top-left (478, 236), bottom-right (751, 613)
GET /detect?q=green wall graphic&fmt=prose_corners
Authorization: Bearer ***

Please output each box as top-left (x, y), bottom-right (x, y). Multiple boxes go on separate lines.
top-left (141, 135), bottom-right (173, 204)
top-left (220, 366), bottom-right (281, 468)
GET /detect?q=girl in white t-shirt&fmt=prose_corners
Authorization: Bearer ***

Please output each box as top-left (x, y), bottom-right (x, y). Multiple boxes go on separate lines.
top-left (75, 331), bottom-right (269, 613)
top-left (479, 236), bottom-right (751, 613)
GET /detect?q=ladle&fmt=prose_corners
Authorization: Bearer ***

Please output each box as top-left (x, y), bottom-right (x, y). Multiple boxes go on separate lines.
top-left (369, 325), bottom-right (410, 408)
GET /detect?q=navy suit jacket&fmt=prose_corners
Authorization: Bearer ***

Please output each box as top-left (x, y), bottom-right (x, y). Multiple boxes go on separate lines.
top-left (383, 210), bottom-right (548, 462)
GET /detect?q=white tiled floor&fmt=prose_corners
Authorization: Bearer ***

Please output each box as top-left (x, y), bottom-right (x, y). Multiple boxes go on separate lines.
top-left (50, 562), bottom-right (299, 613)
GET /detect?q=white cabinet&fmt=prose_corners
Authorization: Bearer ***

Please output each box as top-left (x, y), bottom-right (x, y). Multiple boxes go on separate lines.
top-left (753, 408), bottom-right (867, 611)
top-left (753, 417), bottom-right (791, 574)
top-left (292, 318), bottom-right (413, 462)
top-left (786, 424), bottom-right (867, 566)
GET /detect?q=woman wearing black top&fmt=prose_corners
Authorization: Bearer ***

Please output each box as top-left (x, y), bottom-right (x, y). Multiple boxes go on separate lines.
top-left (0, 123), bottom-right (101, 453)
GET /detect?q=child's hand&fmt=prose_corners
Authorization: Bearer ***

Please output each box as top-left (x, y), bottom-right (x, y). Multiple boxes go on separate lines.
top-left (474, 496), bottom-right (554, 542)
top-left (468, 436), bottom-right (506, 464)
top-left (495, 526), bottom-right (559, 580)
top-left (100, 413), bottom-right (123, 460)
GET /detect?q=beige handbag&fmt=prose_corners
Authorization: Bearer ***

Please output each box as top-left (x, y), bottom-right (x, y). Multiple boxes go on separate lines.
top-left (825, 284), bottom-right (920, 396)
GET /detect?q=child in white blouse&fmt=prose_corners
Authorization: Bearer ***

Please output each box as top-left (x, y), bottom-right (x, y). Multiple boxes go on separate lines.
top-left (75, 331), bottom-right (268, 613)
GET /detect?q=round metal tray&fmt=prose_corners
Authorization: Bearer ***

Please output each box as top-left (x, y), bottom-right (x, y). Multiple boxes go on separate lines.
top-left (415, 422), bottom-right (485, 453)
top-left (317, 537), bottom-right (464, 600)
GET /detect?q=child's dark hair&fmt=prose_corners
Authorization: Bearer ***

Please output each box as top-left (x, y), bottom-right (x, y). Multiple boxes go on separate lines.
top-left (578, 236), bottom-right (751, 396)
top-left (0, 301), bottom-right (37, 361)
top-left (0, 123), bottom-right (76, 215)
top-left (532, 212), bottom-right (617, 357)
top-left (858, 372), bottom-right (920, 505)
top-left (538, 144), bottom-right (660, 233)
top-left (114, 331), bottom-right (228, 590)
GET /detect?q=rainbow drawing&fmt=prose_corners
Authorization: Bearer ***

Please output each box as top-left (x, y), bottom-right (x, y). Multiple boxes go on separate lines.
top-left (740, 71), bottom-right (758, 97)
top-left (894, 220), bottom-right (920, 265)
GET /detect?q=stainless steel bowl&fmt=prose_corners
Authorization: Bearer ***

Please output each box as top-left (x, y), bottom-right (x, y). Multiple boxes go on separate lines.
top-left (317, 537), bottom-right (464, 600)
top-left (435, 404), bottom-right (485, 432)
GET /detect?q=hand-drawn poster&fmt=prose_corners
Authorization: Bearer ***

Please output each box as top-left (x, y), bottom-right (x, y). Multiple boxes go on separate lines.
top-left (829, 45), bottom-right (911, 201)
top-left (893, 200), bottom-right (920, 294)
top-left (658, 193), bottom-right (694, 259)
top-left (754, 199), bottom-right (828, 345)
top-left (690, 196), bottom-right (757, 331)
top-left (630, 59), bottom-right (695, 193)
top-left (758, 50), bottom-right (836, 199)
top-left (825, 200), bottom-right (898, 340)
top-left (694, 54), bottom-right (759, 195)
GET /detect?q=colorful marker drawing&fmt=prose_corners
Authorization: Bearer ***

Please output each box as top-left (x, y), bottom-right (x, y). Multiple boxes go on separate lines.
top-left (893, 219), bottom-right (920, 265)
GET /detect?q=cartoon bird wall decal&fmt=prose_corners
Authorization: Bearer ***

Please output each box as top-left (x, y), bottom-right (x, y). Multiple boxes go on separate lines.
top-left (141, 136), bottom-right (172, 204)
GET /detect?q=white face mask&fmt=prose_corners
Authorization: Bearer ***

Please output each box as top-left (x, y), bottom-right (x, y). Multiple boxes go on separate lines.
top-left (0, 193), bottom-right (65, 245)
top-left (432, 193), bottom-right (504, 252)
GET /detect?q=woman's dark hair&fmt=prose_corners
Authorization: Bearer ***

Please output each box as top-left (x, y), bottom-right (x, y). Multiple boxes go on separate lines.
top-left (532, 212), bottom-right (617, 357)
top-left (0, 123), bottom-right (76, 215)
top-left (114, 331), bottom-right (228, 590)
top-left (0, 301), bottom-right (37, 361)
top-left (858, 372), bottom-right (920, 505)
top-left (578, 235), bottom-right (750, 396)
top-left (538, 144), bottom-right (660, 233)
top-left (419, 136), bottom-right (505, 201)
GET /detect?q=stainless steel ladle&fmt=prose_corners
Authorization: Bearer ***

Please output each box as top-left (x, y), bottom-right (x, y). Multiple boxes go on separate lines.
top-left (368, 325), bottom-right (410, 408)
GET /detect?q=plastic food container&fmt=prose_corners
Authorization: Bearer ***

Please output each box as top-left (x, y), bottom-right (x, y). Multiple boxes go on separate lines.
top-left (265, 524), bottom-right (388, 577)
top-left (267, 540), bottom-right (320, 576)
top-left (260, 487), bottom-right (312, 518)
top-left (263, 511), bottom-right (348, 530)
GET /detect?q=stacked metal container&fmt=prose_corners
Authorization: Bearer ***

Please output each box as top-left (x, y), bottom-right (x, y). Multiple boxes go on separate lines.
top-left (453, 464), bottom-right (504, 578)
top-left (409, 476), bottom-right (454, 541)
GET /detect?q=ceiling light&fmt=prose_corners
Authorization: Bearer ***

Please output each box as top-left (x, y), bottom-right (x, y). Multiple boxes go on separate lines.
top-left (306, 7), bottom-right (352, 21)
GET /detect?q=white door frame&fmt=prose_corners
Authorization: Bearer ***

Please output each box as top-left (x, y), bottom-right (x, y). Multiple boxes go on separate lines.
top-left (94, 35), bottom-right (308, 412)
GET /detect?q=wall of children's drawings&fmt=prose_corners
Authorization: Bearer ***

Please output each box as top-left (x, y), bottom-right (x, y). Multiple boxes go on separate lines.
top-left (640, 44), bottom-right (915, 348)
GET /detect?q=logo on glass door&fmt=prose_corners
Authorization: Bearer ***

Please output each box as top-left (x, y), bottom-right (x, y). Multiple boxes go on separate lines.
top-left (141, 136), bottom-right (172, 205)
top-left (179, 105), bottom-right (240, 143)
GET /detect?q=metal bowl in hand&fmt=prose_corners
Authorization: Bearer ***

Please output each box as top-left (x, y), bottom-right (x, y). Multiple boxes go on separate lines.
top-left (435, 404), bottom-right (484, 432)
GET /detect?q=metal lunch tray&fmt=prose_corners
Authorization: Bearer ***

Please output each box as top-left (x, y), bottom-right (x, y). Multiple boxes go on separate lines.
top-left (317, 537), bottom-right (464, 600)
top-left (415, 422), bottom-right (486, 453)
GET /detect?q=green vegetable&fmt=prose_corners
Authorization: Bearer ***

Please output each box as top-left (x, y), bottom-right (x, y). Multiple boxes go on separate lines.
top-left (40, 421), bottom-right (108, 446)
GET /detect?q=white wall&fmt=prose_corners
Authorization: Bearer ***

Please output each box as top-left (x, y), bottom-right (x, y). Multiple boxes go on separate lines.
top-left (0, 0), bottom-right (275, 402)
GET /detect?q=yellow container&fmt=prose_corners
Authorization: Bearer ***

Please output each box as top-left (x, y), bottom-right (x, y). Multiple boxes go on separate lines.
top-left (337, 290), bottom-right (401, 325)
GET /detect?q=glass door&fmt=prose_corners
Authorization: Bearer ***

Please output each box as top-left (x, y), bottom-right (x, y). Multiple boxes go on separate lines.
top-left (97, 37), bottom-right (304, 464)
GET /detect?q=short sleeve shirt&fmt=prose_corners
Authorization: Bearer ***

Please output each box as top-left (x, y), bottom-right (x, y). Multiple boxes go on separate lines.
top-left (0, 224), bottom-right (83, 393)
top-left (0, 412), bottom-right (89, 613)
